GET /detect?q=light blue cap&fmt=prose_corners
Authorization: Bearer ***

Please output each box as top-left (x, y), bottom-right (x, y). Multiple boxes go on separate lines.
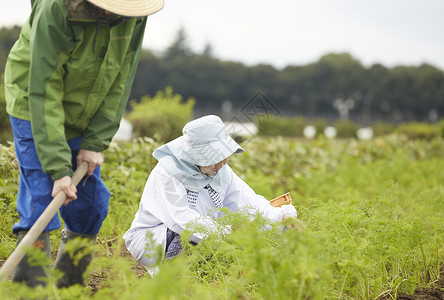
top-left (152, 115), bottom-right (244, 192)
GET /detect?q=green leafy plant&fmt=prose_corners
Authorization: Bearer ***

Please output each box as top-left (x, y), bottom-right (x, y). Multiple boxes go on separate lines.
top-left (371, 121), bottom-right (396, 136)
top-left (255, 115), bottom-right (307, 137)
top-left (126, 87), bottom-right (195, 142)
top-left (0, 133), bottom-right (443, 299)
top-left (333, 119), bottom-right (358, 138)
top-left (0, 143), bottom-right (19, 258)
top-left (396, 122), bottom-right (441, 140)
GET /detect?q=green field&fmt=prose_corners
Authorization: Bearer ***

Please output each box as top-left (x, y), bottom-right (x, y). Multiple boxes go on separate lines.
top-left (0, 134), bottom-right (443, 299)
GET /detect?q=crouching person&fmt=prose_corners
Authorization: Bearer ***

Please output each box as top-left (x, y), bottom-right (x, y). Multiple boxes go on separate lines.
top-left (123, 115), bottom-right (299, 276)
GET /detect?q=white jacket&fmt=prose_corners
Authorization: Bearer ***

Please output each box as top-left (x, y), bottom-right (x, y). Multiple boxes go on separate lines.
top-left (123, 164), bottom-right (297, 268)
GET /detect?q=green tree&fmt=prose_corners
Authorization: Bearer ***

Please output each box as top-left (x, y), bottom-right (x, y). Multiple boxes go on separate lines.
top-left (312, 53), bottom-right (366, 117)
top-left (130, 49), bottom-right (168, 102)
top-left (202, 42), bottom-right (214, 58)
top-left (0, 26), bottom-right (21, 73)
top-left (412, 64), bottom-right (444, 120)
top-left (128, 36), bottom-right (444, 123)
top-left (245, 64), bottom-right (279, 107)
top-left (164, 27), bottom-right (193, 60)
top-left (364, 64), bottom-right (390, 120)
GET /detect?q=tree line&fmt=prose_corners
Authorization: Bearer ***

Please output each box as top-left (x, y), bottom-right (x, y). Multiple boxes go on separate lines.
top-left (1, 26), bottom-right (443, 124)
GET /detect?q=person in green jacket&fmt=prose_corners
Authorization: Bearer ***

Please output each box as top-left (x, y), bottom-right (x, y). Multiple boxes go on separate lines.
top-left (4, 0), bottom-right (164, 287)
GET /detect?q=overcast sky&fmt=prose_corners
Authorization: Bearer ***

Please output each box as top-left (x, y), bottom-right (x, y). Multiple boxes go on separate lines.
top-left (1, 0), bottom-right (444, 70)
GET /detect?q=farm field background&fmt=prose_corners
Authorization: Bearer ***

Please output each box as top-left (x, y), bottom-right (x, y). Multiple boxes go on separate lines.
top-left (0, 134), bottom-right (443, 299)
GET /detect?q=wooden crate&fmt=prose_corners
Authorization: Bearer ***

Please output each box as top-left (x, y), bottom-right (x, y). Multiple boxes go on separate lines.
top-left (269, 192), bottom-right (292, 207)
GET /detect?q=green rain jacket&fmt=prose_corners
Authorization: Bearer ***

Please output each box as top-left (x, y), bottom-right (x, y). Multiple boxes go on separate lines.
top-left (4, 0), bottom-right (147, 180)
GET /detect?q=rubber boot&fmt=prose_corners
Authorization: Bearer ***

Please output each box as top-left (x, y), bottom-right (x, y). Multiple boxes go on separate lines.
top-left (53, 228), bottom-right (97, 288)
top-left (12, 231), bottom-right (51, 287)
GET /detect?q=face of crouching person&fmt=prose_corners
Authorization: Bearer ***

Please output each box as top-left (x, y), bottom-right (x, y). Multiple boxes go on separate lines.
top-left (197, 158), bottom-right (229, 177)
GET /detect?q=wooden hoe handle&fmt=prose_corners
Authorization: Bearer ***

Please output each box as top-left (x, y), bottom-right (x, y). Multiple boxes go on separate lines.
top-left (0, 161), bottom-right (89, 281)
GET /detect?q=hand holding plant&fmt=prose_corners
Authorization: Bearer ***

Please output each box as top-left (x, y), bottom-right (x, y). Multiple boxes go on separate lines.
top-left (282, 214), bottom-right (306, 231)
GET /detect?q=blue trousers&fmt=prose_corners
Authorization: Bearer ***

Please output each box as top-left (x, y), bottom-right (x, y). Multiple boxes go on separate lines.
top-left (10, 116), bottom-right (110, 235)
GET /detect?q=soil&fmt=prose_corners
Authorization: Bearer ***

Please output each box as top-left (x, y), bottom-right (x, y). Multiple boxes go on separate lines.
top-left (87, 242), bottom-right (147, 293)
top-left (379, 267), bottom-right (444, 300)
top-left (395, 269), bottom-right (444, 300)
top-left (396, 286), bottom-right (444, 300)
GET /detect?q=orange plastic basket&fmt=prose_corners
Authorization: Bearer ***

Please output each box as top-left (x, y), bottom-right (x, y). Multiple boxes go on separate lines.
top-left (269, 192), bottom-right (292, 207)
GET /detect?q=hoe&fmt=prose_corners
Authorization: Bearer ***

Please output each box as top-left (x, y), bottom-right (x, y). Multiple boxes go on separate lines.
top-left (0, 161), bottom-right (89, 281)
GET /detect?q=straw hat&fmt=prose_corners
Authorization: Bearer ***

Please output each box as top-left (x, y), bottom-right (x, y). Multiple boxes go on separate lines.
top-left (87, 0), bottom-right (164, 17)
